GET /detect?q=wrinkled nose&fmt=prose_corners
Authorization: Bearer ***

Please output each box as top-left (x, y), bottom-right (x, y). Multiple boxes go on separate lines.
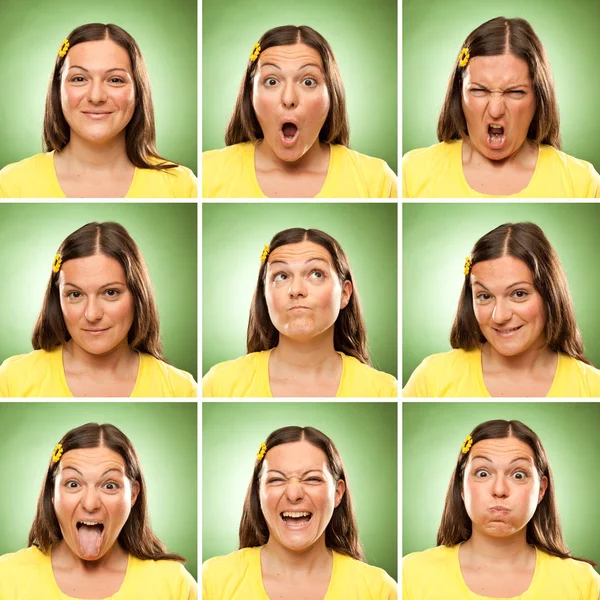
top-left (285, 479), bottom-right (305, 502)
top-left (487, 93), bottom-right (506, 120)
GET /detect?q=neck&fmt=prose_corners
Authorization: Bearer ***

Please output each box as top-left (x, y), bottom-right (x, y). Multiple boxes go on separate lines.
top-left (461, 527), bottom-right (533, 566)
top-left (52, 539), bottom-right (128, 573)
top-left (482, 341), bottom-right (556, 374)
top-left (63, 339), bottom-right (137, 374)
top-left (256, 138), bottom-right (329, 173)
top-left (59, 133), bottom-right (131, 170)
top-left (462, 138), bottom-right (538, 170)
top-left (271, 330), bottom-right (339, 372)
top-left (261, 535), bottom-right (332, 576)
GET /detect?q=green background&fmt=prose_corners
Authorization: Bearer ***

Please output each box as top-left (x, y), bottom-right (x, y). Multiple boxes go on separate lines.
top-left (0, 0), bottom-right (197, 174)
top-left (203, 402), bottom-right (398, 580)
top-left (403, 402), bottom-right (600, 572)
top-left (402, 203), bottom-right (600, 387)
top-left (202, 203), bottom-right (398, 378)
top-left (202, 0), bottom-right (398, 173)
top-left (402, 0), bottom-right (600, 172)
top-left (0, 402), bottom-right (197, 579)
top-left (0, 203), bottom-right (197, 380)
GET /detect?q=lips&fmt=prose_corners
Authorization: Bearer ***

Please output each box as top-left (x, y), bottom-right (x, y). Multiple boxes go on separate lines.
top-left (289, 306), bottom-right (310, 311)
top-left (280, 511), bottom-right (312, 528)
top-left (279, 120), bottom-right (300, 147)
top-left (489, 506), bottom-right (510, 514)
top-left (493, 325), bottom-right (523, 336)
top-left (486, 123), bottom-right (506, 149)
top-left (82, 112), bottom-right (113, 120)
top-left (82, 327), bottom-right (110, 335)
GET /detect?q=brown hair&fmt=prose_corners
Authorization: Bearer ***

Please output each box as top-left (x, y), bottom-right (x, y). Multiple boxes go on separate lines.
top-left (43, 23), bottom-right (178, 171)
top-left (437, 419), bottom-right (594, 565)
top-left (246, 228), bottom-right (370, 365)
top-left (225, 25), bottom-right (349, 147)
top-left (239, 426), bottom-right (364, 560)
top-left (437, 17), bottom-right (561, 148)
top-left (450, 222), bottom-right (591, 365)
top-left (32, 221), bottom-right (164, 360)
top-left (28, 423), bottom-right (185, 562)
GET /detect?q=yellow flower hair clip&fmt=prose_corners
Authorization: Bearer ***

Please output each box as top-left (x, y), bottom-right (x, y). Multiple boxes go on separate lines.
top-left (459, 47), bottom-right (470, 68)
top-left (260, 245), bottom-right (270, 263)
top-left (52, 443), bottom-right (64, 463)
top-left (256, 442), bottom-right (267, 461)
top-left (58, 38), bottom-right (70, 58)
top-left (461, 434), bottom-right (473, 454)
top-left (463, 256), bottom-right (472, 276)
top-left (52, 253), bottom-right (62, 273)
top-left (250, 42), bottom-right (261, 62)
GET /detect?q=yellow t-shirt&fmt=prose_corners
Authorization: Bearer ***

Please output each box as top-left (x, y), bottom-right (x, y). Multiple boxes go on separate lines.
top-left (202, 350), bottom-right (398, 398)
top-left (202, 142), bottom-right (398, 198)
top-left (0, 546), bottom-right (197, 600)
top-left (402, 348), bottom-right (600, 398)
top-left (0, 152), bottom-right (197, 198)
top-left (0, 346), bottom-right (197, 397)
top-left (203, 547), bottom-right (397, 600)
top-left (402, 141), bottom-right (600, 198)
top-left (402, 545), bottom-right (600, 600)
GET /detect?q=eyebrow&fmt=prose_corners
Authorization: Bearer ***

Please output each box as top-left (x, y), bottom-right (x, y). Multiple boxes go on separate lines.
top-left (470, 455), bottom-right (533, 465)
top-left (472, 280), bottom-right (533, 292)
top-left (63, 281), bottom-right (127, 290)
top-left (259, 62), bottom-right (323, 73)
top-left (268, 258), bottom-right (329, 267)
top-left (62, 466), bottom-right (124, 477)
top-left (67, 66), bottom-right (130, 74)
top-left (266, 469), bottom-right (325, 476)
top-left (470, 82), bottom-right (530, 90)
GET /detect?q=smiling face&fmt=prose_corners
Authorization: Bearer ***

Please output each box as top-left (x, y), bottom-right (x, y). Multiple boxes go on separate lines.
top-left (471, 255), bottom-right (547, 357)
top-left (53, 447), bottom-right (139, 561)
top-left (259, 440), bottom-right (345, 552)
top-left (264, 240), bottom-right (352, 342)
top-left (60, 39), bottom-right (136, 146)
top-left (461, 54), bottom-right (536, 161)
top-left (59, 254), bottom-right (135, 356)
top-left (252, 43), bottom-right (331, 163)
top-left (462, 437), bottom-right (547, 539)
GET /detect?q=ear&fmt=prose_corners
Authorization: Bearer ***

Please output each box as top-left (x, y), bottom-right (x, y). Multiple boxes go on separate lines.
top-left (340, 280), bottom-right (352, 310)
top-left (334, 479), bottom-right (346, 508)
top-left (131, 481), bottom-right (140, 507)
top-left (538, 475), bottom-right (548, 504)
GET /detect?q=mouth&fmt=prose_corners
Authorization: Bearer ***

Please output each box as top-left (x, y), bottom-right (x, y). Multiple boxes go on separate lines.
top-left (280, 511), bottom-right (313, 529)
top-left (486, 124), bottom-right (506, 149)
top-left (492, 325), bottom-right (523, 337)
top-left (83, 112), bottom-right (113, 120)
top-left (280, 122), bottom-right (299, 147)
top-left (289, 306), bottom-right (310, 311)
top-left (82, 328), bottom-right (110, 335)
top-left (76, 521), bottom-right (105, 558)
top-left (489, 506), bottom-right (510, 514)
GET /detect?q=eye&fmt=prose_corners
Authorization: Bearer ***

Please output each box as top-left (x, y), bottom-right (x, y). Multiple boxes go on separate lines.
top-left (513, 470), bottom-right (528, 480)
top-left (474, 469), bottom-right (489, 478)
top-left (302, 77), bottom-right (318, 87)
top-left (109, 77), bottom-right (125, 84)
top-left (512, 290), bottom-right (528, 300)
top-left (305, 477), bottom-right (323, 483)
top-left (272, 272), bottom-right (288, 282)
top-left (67, 291), bottom-right (82, 300)
top-left (267, 477), bottom-right (285, 484)
top-left (71, 76), bottom-right (86, 83)
top-left (508, 90), bottom-right (526, 97)
top-left (309, 270), bottom-right (324, 279)
top-left (103, 481), bottom-right (120, 490)
top-left (264, 77), bottom-right (278, 87)
top-left (65, 480), bottom-right (80, 489)
top-left (104, 288), bottom-right (121, 298)
top-left (470, 88), bottom-right (487, 97)
top-left (475, 292), bottom-right (491, 302)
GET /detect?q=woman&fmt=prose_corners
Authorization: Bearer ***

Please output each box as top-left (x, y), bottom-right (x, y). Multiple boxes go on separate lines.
top-left (202, 25), bottom-right (397, 198)
top-left (0, 422), bottom-right (197, 599)
top-left (402, 419), bottom-right (600, 599)
top-left (402, 17), bottom-right (600, 198)
top-left (403, 222), bottom-right (600, 397)
top-left (0, 23), bottom-right (197, 198)
top-left (0, 221), bottom-right (197, 397)
top-left (203, 425), bottom-right (397, 599)
top-left (202, 227), bottom-right (397, 397)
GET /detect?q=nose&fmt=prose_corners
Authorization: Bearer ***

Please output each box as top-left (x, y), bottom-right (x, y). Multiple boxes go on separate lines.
top-left (281, 81), bottom-right (298, 109)
top-left (84, 297), bottom-right (103, 322)
top-left (491, 475), bottom-right (509, 498)
top-left (88, 79), bottom-right (108, 104)
top-left (487, 93), bottom-right (506, 120)
top-left (288, 276), bottom-right (307, 298)
top-left (285, 479), bottom-right (305, 502)
top-left (80, 486), bottom-right (102, 512)
top-left (491, 299), bottom-right (512, 324)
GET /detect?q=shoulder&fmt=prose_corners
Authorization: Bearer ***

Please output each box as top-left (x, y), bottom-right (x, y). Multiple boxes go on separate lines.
top-left (203, 143), bottom-right (252, 163)
top-left (140, 354), bottom-right (198, 397)
top-left (402, 142), bottom-right (460, 198)
top-left (540, 146), bottom-right (600, 197)
top-left (559, 355), bottom-right (600, 396)
top-left (402, 141), bottom-right (455, 169)
top-left (0, 546), bottom-right (46, 576)
top-left (537, 551), bottom-right (600, 590)
top-left (202, 352), bottom-right (268, 398)
top-left (402, 546), bottom-right (457, 598)
top-left (202, 548), bottom-right (256, 588)
top-left (403, 545), bottom-right (454, 571)
top-left (0, 153), bottom-right (53, 196)
top-left (136, 161), bottom-right (198, 198)
top-left (0, 349), bottom-right (56, 395)
top-left (128, 556), bottom-right (197, 594)
top-left (340, 354), bottom-right (398, 397)
top-left (333, 552), bottom-right (397, 593)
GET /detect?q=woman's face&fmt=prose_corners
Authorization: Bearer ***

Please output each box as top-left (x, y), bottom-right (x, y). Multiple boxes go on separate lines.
top-left (462, 437), bottom-right (547, 539)
top-left (252, 43), bottom-right (331, 163)
top-left (60, 39), bottom-right (136, 146)
top-left (461, 54), bottom-right (536, 161)
top-left (471, 255), bottom-right (547, 357)
top-left (53, 446), bottom-right (139, 561)
top-left (259, 440), bottom-right (345, 552)
top-left (58, 254), bottom-right (135, 356)
top-left (264, 240), bottom-right (352, 342)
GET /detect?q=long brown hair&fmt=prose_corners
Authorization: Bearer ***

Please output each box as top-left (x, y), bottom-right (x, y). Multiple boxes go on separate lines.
top-left (239, 426), bottom-right (364, 560)
top-left (225, 25), bottom-right (349, 147)
top-left (450, 222), bottom-right (591, 365)
top-left (28, 423), bottom-right (185, 562)
top-left (32, 221), bottom-right (164, 360)
top-left (437, 17), bottom-right (561, 149)
top-left (246, 228), bottom-right (370, 365)
top-left (437, 419), bottom-right (594, 565)
top-left (43, 23), bottom-right (178, 171)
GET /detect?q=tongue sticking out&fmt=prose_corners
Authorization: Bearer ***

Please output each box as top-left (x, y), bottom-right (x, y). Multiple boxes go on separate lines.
top-left (282, 123), bottom-right (298, 140)
top-left (77, 524), bottom-right (103, 558)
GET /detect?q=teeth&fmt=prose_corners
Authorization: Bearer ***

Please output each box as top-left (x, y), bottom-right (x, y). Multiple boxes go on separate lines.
top-left (497, 327), bottom-right (520, 333)
top-left (282, 511), bottom-right (311, 518)
top-left (490, 124), bottom-right (502, 129)
top-left (79, 521), bottom-right (102, 526)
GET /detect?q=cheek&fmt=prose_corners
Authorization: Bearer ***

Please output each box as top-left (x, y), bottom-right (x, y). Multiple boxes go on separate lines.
top-left (309, 90), bottom-right (330, 122)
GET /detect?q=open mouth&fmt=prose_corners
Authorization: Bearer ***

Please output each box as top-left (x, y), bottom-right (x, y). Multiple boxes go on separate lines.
top-left (493, 325), bottom-right (523, 335)
top-left (486, 124), bottom-right (506, 148)
top-left (280, 122), bottom-right (299, 145)
top-left (280, 511), bottom-right (312, 527)
top-left (76, 521), bottom-right (105, 558)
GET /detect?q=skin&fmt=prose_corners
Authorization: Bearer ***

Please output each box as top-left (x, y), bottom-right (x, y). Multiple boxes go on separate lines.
top-left (459, 437), bottom-right (548, 596)
top-left (259, 441), bottom-right (345, 598)
top-left (253, 44), bottom-right (331, 169)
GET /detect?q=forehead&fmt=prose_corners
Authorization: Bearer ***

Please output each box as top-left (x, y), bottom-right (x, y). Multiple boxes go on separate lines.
top-left (471, 255), bottom-right (533, 288)
top-left (463, 54), bottom-right (532, 88)
top-left (468, 437), bottom-right (536, 465)
top-left (257, 43), bottom-right (324, 72)
top-left (60, 254), bottom-right (126, 287)
top-left (58, 447), bottom-right (126, 476)
top-left (65, 39), bottom-right (132, 73)
top-left (267, 240), bottom-right (333, 267)
top-left (263, 440), bottom-right (329, 474)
